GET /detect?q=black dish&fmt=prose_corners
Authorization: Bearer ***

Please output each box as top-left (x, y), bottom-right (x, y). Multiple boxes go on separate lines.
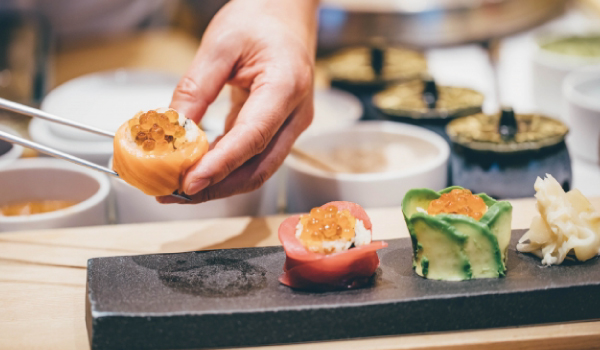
top-left (87, 231), bottom-right (600, 350)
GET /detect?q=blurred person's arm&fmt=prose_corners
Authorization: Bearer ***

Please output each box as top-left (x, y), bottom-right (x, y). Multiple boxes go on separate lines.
top-left (3, 0), bottom-right (176, 43)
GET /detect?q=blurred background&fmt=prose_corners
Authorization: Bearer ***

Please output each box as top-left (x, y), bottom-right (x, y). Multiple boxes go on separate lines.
top-left (1, 0), bottom-right (600, 230)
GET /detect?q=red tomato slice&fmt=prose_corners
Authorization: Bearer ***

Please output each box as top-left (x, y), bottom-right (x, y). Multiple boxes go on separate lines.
top-left (278, 201), bottom-right (388, 291)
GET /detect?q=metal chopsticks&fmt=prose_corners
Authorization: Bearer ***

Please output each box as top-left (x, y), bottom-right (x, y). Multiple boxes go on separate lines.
top-left (0, 129), bottom-right (120, 177)
top-left (0, 97), bottom-right (115, 138)
top-left (0, 98), bottom-right (192, 201)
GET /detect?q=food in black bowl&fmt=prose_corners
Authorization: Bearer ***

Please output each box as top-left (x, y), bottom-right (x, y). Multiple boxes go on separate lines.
top-left (0, 125), bottom-right (23, 168)
top-left (0, 139), bottom-right (12, 157)
top-left (371, 77), bottom-right (484, 142)
top-left (373, 77), bottom-right (484, 120)
top-left (446, 108), bottom-right (571, 199)
top-left (325, 45), bottom-right (427, 92)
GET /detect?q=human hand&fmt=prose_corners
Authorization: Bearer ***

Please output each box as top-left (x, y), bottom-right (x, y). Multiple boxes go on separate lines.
top-left (157, 0), bottom-right (318, 204)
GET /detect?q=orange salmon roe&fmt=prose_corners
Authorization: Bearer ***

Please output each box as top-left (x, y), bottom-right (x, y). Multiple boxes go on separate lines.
top-left (427, 189), bottom-right (487, 220)
top-left (298, 205), bottom-right (356, 254)
top-left (129, 110), bottom-right (185, 152)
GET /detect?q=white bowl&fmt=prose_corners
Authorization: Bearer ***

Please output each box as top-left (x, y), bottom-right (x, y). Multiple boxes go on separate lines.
top-left (532, 33), bottom-right (600, 120)
top-left (0, 125), bottom-right (24, 169)
top-left (563, 66), bottom-right (600, 164)
top-left (285, 121), bottom-right (450, 213)
top-left (30, 69), bottom-right (179, 164)
top-left (0, 158), bottom-right (110, 232)
top-left (108, 157), bottom-right (280, 224)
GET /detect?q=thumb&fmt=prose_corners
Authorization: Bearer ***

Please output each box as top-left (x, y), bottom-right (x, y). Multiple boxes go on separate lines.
top-left (170, 44), bottom-right (238, 124)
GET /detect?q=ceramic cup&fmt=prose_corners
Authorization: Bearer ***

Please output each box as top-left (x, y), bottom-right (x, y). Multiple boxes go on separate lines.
top-left (563, 66), bottom-right (600, 164)
top-left (532, 33), bottom-right (600, 120)
top-left (0, 158), bottom-right (110, 232)
top-left (285, 121), bottom-right (450, 213)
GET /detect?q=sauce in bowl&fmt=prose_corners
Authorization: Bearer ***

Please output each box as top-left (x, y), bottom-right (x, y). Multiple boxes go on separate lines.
top-left (313, 141), bottom-right (434, 174)
top-left (0, 200), bottom-right (78, 216)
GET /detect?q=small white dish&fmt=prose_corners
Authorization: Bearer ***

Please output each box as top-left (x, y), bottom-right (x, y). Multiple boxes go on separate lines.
top-left (30, 69), bottom-right (179, 164)
top-left (110, 175), bottom-right (279, 223)
top-left (0, 158), bottom-right (110, 232)
top-left (0, 125), bottom-right (24, 169)
top-left (563, 66), bottom-right (600, 164)
top-left (108, 155), bottom-right (280, 224)
top-left (201, 87), bottom-right (363, 137)
top-left (532, 33), bottom-right (600, 120)
top-left (285, 121), bottom-right (450, 213)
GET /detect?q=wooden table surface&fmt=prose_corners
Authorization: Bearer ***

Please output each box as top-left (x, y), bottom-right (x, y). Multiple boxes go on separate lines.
top-left (2, 197), bottom-right (600, 350)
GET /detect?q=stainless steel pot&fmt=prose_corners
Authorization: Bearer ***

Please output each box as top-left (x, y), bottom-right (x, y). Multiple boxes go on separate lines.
top-left (318, 0), bottom-right (568, 50)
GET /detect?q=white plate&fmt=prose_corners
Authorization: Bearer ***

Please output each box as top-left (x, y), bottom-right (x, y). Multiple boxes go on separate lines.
top-left (29, 118), bottom-right (113, 165)
top-left (31, 69), bottom-right (179, 164)
top-left (201, 87), bottom-right (363, 138)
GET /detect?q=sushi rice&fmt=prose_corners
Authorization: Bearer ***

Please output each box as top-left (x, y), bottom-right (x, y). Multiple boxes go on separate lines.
top-left (157, 107), bottom-right (201, 143)
top-left (295, 218), bottom-right (372, 254)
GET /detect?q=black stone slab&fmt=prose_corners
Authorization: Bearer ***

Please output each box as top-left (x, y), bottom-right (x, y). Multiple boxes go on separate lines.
top-left (86, 230), bottom-right (600, 350)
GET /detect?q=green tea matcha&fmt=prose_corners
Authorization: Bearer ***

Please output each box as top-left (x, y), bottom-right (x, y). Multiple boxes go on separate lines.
top-left (542, 35), bottom-right (600, 57)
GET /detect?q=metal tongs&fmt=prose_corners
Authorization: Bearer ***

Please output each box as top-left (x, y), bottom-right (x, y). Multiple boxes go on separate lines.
top-left (0, 97), bottom-right (192, 201)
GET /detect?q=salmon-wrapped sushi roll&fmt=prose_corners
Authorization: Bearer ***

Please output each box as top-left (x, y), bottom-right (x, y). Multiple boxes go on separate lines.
top-left (278, 201), bottom-right (387, 291)
top-left (113, 108), bottom-right (209, 196)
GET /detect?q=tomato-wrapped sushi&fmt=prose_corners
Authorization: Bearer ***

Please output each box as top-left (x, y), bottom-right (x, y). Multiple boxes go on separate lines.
top-left (278, 201), bottom-right (387, 290)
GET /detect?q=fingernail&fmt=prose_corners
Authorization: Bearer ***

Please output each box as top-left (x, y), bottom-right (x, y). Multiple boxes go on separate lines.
top-left (186, 178), bottom-right (210, 195)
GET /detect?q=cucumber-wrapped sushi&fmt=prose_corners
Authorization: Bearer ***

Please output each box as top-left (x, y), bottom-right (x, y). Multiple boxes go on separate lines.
top-left (278, 201), bottom-right (387, 291)
top-left (402, 187), bottom-right (512, 281)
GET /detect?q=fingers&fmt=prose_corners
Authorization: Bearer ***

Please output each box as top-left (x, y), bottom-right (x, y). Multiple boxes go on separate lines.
top-left (178, 95), bottom-right (313, 204)
top-left (170, 37), bottom-right (240, 124)
top-left (181, 79), bottom-right (309, 196)
top-left (224, 86), bottom-right (249, 133)
top-left (155, 87), bottom-right (248, 206)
